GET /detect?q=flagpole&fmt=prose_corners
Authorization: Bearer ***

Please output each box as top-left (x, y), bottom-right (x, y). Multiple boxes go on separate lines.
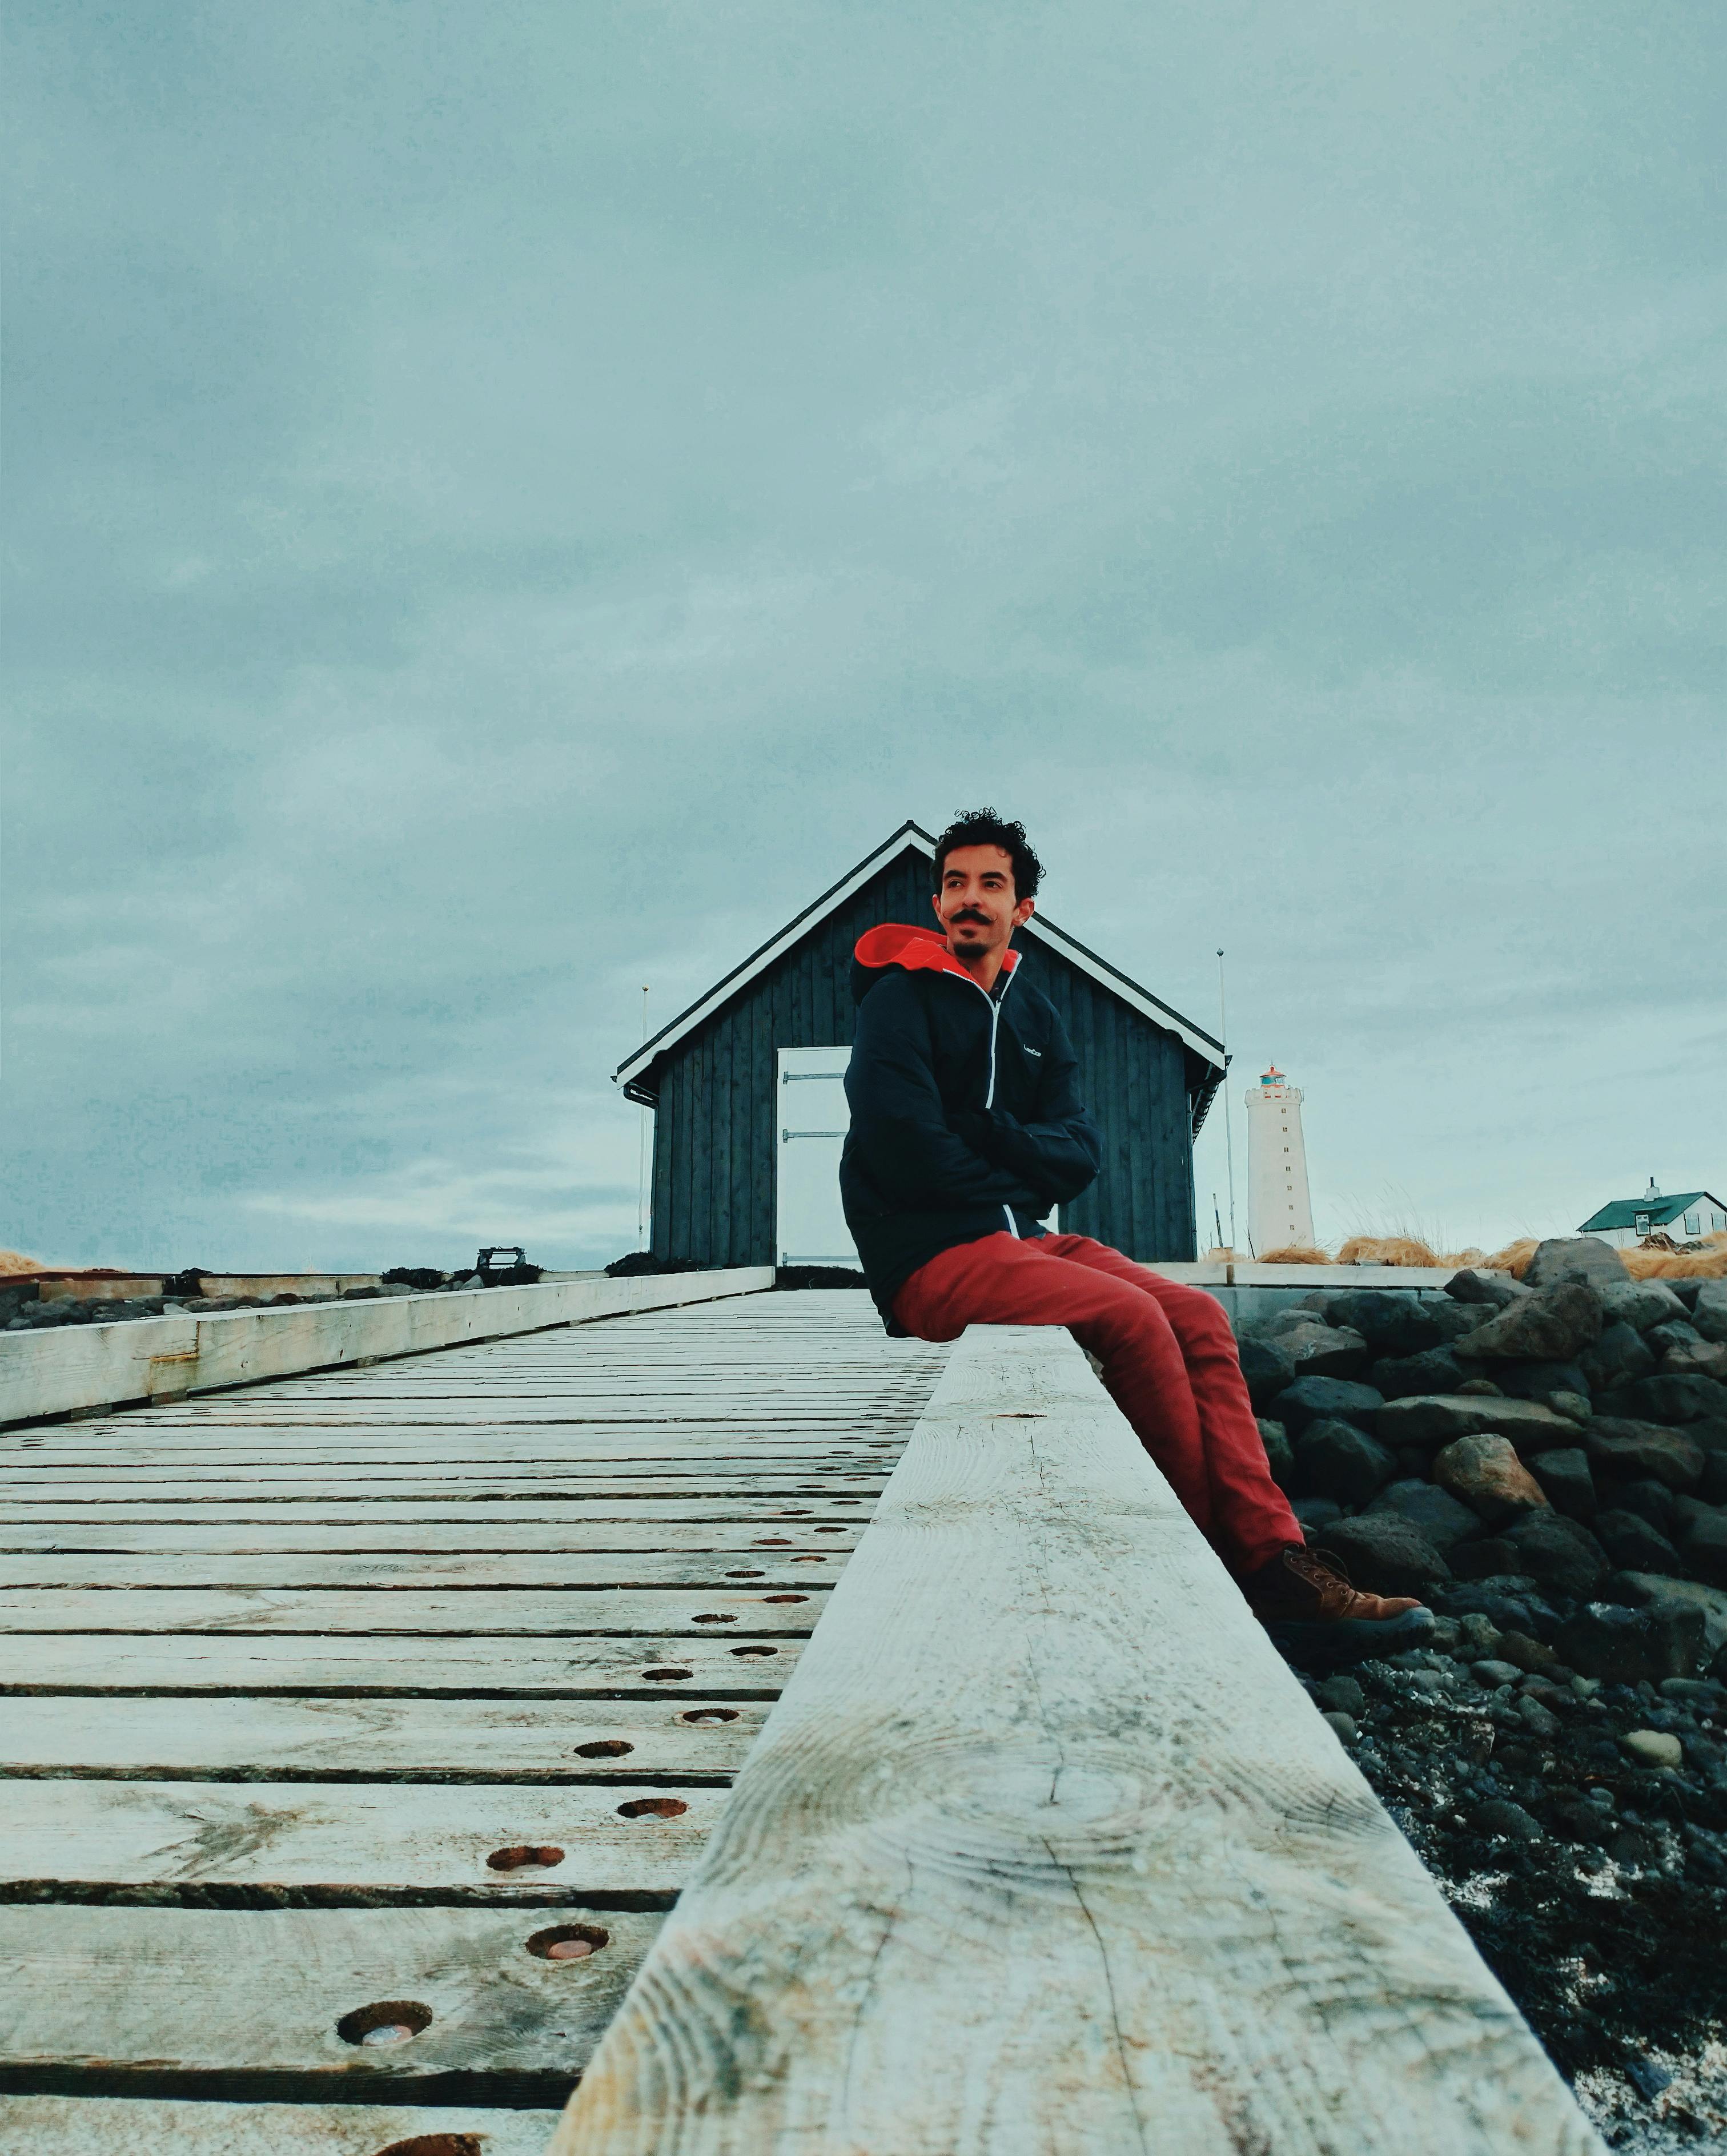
top-left (636, 987), bottom-right (650, 1253)
top-left (1217, 950), bottom-right (1237, 1255)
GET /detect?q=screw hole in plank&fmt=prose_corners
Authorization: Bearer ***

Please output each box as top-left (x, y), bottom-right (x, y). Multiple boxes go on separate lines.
top-left (527, 1922), bottom-right (609, 1962)
top-left (617, 1796), bottom-right (689, 1821)
top-left (373, 2130), bottom-right (485, 2147)
top-left (373, 2139), bottom-right (483, 2156)
top-left (337, 2000), bottom-right (432, 2048)
top-left (486, 1844), bottom-right (565, 1872)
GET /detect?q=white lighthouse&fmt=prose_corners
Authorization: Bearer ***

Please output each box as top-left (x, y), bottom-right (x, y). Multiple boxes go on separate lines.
top-left (1246, 1065), bottom-right (1315, 1255)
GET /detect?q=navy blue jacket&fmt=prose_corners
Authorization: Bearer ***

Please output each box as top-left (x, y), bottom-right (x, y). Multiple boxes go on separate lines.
top-left (839, 923), bottom-right (1103, 1329)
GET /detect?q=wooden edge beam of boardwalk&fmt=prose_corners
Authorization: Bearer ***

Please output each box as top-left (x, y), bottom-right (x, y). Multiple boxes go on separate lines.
top-left (0, 1267), bottom-right (773, 1429)
top-left (553, 1323), bottom-right (1605, 2156)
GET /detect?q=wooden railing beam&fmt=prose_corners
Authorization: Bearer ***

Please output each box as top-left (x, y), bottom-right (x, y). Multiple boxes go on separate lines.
top-left (553, 1322), bottom-right (1603, 2156)
top-left (0, 1268), bottom-right (774, 1428)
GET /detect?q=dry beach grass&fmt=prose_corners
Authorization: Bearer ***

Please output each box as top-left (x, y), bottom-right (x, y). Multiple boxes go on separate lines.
top-left (1257, 1233), bottom-right (1727, 1280)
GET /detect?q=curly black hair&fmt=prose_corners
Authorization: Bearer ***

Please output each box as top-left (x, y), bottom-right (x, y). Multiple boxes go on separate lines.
top-left (931, 808), bottom-right (1043, 899)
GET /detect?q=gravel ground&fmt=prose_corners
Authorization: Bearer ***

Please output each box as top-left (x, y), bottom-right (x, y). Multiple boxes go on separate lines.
top-left (1282, 1611), bottom-right (1727, 2149)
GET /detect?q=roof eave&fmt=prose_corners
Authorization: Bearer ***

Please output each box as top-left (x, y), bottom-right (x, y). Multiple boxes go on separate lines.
top-left (1577, 1190), bottom-right (1717, 1232)
top-left (613, 822), bottom-right (1227, 1097)
top-left (613, 821), bottom-right (936, 1096)
top-left (1189, 1053), bottom-right (1226, 1138)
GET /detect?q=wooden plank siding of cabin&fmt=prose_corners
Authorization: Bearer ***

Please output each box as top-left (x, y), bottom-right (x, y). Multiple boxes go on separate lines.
top-left (649, 851), bottom-right (1202, 1269)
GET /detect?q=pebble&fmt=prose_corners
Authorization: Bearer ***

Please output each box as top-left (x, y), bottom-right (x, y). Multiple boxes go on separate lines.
top-left (1473, 1797), bottom-right (1544, 1841)
top-left (1625, 2056), bottom-right (1674, 2100)
top-left (1472, 1659), bottom-right (1524, 1687)
top-left (1322, 1711), bottom-right (1358, 1743)
top-left (1661, 1678), bottom-right (1725, 1705)
top-left (1317, 1675), bottom-right (1365, 1715)
top-left (1621, 1729), bottom-right (1684, 1769)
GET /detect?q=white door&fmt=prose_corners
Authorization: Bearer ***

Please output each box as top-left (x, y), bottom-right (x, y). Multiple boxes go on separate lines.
top-left (776, 1047), bottom-right (860, 1266)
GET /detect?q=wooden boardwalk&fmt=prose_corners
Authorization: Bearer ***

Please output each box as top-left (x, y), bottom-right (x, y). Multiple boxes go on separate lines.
top-left (0, 1289), bottom-right (947, 2152)
top-left (559, 1325), bottom-right (1605, 2156)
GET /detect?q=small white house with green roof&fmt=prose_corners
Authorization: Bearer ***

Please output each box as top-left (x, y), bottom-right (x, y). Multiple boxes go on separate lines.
top-left (1579, 1177), bottom-right (1727, 1249)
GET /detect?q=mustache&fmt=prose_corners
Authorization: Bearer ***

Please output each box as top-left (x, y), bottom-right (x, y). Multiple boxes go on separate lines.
top-left (949, 911), bottom-right (991, 926)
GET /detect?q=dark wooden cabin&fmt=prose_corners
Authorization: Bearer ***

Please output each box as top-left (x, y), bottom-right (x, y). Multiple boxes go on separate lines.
top-left (615, 823), bottom-right (1226, 1269)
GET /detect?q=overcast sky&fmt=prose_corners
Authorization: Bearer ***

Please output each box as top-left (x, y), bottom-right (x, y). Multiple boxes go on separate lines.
top-left (5, 2), bottom-right (1723, 1274)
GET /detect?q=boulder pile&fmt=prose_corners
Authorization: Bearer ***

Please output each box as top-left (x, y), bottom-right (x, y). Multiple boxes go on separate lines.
top-left (1244, 1236), bottom-right (1727, 1644)
top-left (1249, 1236), bottom-right (1727, 2138)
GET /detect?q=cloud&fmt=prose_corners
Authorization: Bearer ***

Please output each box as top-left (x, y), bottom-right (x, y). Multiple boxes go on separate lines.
top-left (5, 0), bottom-right (1724, 1269)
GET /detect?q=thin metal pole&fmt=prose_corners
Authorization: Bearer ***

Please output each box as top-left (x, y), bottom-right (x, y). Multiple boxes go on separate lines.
top-left (1217, 950), bottom-right (1238, 1255)
top-left (637, 987), bottom-right (650, 1253)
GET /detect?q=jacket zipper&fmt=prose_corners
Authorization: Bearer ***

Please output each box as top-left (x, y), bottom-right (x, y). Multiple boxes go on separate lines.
top-left (952, 963), bottom-right (1019, 1232)
top-left (982, 964), bottom-right (1016, 1109)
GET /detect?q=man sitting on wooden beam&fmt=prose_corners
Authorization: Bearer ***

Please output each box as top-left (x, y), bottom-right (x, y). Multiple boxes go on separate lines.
top-left (840, 806), bottom-right (1432, 1659)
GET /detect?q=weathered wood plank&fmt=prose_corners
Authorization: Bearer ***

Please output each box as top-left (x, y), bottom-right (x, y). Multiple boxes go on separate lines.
top-left (119, 1371), bottom-right (918, 1396)
top-left (7, 1429), bottom-right (906, 1452)
top-left (11, 1393), bottom-right (911, 1415)
top-left (1, 1778), bottom-right (725, 1892)
top-left (1, 1493), bottom-right (875, 1514)
top-left (1, 1438), bottom-right (895, 1465)
top-left (0, 1695), bottom-right (767, 1778)
top-left (0, 1586), bottom-right (824, 1634)
top-left (0, 1270), bottom-right (774, 1429)
top-left (0, 1520), bottom-right (864, 1555)
top-left (0, 1904), bottom-right (657, 2101)
top-left (0, 2095), bottom-right (564, 2154)
top-left (3, 1466), bottom-right (901, 1483)
top-left (0, 1292), bottom-right (940, 2127)
top-left (0, 1476), bottom-right (888, 1504)
top-left (0, 1634), bottom-right (800, 1694)
top-left (116, 1409), bottom-right (891, 1424)
top-left (0, 1463), bottom-right (892, 1489)
top-left (0, 1551), bottom-right (847, 1590)
top-left (553, 1326), bottom-right (1604, 2156)
top-left (99, 1368), bottom-right (926, 1400)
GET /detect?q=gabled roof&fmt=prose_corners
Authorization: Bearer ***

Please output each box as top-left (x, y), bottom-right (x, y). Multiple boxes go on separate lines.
top-left (615, 822), bottom-right (1226, 1113)
top-left (1579, 1191), bottom-right (1724, 1232)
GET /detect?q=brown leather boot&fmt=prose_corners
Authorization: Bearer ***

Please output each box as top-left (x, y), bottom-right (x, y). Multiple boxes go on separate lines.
top-left (1243, 1544), bottom-right (1433, 1664)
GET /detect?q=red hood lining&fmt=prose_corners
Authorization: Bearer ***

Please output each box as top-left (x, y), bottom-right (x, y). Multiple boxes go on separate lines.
top-left (854, 922), bottom-right (1020, 983)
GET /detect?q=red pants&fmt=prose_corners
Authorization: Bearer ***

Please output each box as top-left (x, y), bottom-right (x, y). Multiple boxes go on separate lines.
top-left (893, 1232), bottom-right (1301, 1574)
